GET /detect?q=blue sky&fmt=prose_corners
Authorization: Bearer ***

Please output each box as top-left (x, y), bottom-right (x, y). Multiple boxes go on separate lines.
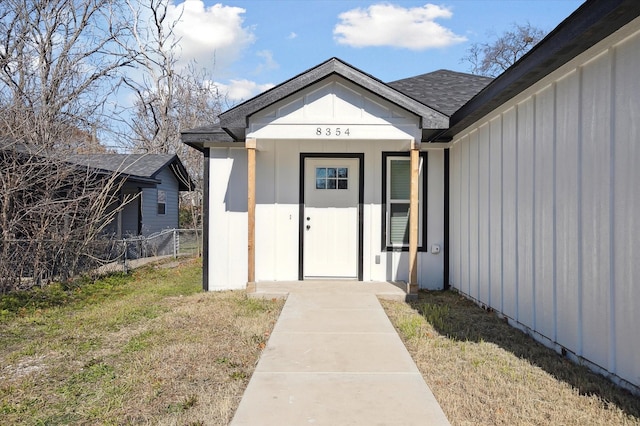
top-left (166, 0), bottom-right (584, 103)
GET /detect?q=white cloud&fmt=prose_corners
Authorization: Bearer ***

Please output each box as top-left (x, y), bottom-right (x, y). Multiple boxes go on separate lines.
top-left (254, 50), bottom-right (279, 74)
top-left (333, 3), bottom-right (466, 50)
top-left (288, 32), bottom-right (298, 40)
top-left (215, 79), bottom-right (275, 102)
top-left (167, 1), bottom-right (255, 70)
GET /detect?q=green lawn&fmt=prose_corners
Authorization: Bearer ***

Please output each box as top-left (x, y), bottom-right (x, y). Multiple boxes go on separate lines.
top-left (0, 258), bottom-right (283, 425)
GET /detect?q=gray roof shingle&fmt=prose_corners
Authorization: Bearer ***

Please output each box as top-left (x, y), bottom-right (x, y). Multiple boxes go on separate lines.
top-left (2, 140), bottom-right (194, 189)
top-left (69, 154), bottom-right (194, 190)
top-left (444, 0), bottom-right (640, 139)
top-left (181, 62), bottom-right (493, 146)
top-left (217, 57), bottom-right (450, 141)
top-left (69, 154), bottom-right (175, 178)
top-left (181, 125), bottom-right (235, 149)
top-left (387, 70), bottom-right (493, 117)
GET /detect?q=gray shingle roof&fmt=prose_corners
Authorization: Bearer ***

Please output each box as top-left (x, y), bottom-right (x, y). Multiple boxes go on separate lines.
top-left (69, 154), bottom-right (194, 191)
top-left (181, 64), bottom-right (491, 147)
top-left (444, 0), bottom-right (640, 139)
top-left (1, 141), bottom-right (194, 189)
top-left (217, 57), bottom-right (450, 141)
top-left (69, 154), bottom-right (175, 178)
top-left (387, 70), bottom-right (493, 117)
top-left (181, 125), bottom-right (235, 149)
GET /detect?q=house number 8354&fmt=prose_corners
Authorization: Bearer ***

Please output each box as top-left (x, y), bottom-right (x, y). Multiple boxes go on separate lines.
top-left (316, 127), bottom-right (350, 137)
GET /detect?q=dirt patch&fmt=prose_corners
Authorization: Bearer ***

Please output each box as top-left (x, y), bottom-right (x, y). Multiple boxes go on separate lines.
top-left (1, 355), bottom-right (48, 381)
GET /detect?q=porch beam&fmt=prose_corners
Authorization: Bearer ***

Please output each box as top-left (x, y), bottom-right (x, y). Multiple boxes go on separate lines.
top-left (408, 139), bottom-right (420, 295)
top-left (247, 138), bottom-right (256, 291)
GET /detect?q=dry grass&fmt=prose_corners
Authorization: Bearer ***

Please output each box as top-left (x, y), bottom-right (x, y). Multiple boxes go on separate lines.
top-left (4, 266), bottom-right (638, 425)
top-left (382, 291), bottom-right (640, 425)
top-left (0, 258), bottom-right (284, 425)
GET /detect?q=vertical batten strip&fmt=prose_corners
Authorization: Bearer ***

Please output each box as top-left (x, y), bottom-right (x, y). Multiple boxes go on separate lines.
top-left (247, 138), bottom-right (257, 289)
top-left (577, 66), bottom-right (584, 357)
top-left (608, 47), bottom-right (617, 374)
top-left (409, 139), bottom-right (420, 294)
top-left (514, 104), bottom-right (520, 322)
top-left (552, 82), bottom-right (559, 343)
top-left (531, 94), bottom-right (537, 334)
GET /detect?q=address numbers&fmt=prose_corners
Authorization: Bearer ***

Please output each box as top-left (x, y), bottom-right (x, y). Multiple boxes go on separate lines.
top-left (316, 127), bottom-right (350, 137)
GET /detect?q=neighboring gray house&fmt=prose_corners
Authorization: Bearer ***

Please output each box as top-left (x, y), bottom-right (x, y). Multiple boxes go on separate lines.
top-left (70, 154), bottom-right (194, 238)
top-left (183, 0), bottom-right (640, 392)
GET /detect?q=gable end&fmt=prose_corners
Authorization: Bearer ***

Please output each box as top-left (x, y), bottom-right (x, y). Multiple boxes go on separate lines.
top-left (219, 58), bottom-right (448, 141)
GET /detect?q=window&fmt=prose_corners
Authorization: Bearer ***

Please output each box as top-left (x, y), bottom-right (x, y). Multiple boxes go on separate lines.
top-left (157, 190), bottom-right (166, 215)
top-left (315, 167), bottom-right (348, 189)
top-left (382, 153), bottom-right (426, 250)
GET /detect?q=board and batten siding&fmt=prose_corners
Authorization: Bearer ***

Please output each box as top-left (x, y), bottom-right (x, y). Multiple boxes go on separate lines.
top-left (208, 148), bottom-right (249, 288)
top-left (207, 140), bottom-right (446, 291)
top-left (206, 75), bottom-right (446, 291)
top-left (449, 24), bottom-right (640, 390)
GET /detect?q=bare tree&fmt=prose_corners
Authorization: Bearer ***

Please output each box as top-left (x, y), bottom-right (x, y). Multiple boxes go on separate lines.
top-left (0, 0), bottom-right (218, 291)
top-left (0, 1), bottom-right (145, 291)
top-left (0, 140), bottom-right (132, 292)
top-left (124, 0), bottom-right (224, 149)
top-left (0, 0), bottom-right (137, 150)
top-left (124, 0), bottom-right (224, 229)
top-left (462, 23), bottom-right (545, 77)
top-left (124, 0), bottom-right (179, 154)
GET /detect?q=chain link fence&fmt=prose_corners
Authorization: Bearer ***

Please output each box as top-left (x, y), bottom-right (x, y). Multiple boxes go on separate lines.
top-left (117, 229), bottom-right (202, 262)
top-left (0, 229), bottom-right (202, 293)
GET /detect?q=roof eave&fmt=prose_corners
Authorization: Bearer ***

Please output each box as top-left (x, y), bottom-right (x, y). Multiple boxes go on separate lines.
top-left (440, 0), bottom-right (640, 140)
top-left (218, 57), bottom-right (449, 132)
top-left (80, 166), bottom-right (161, 186)
top-left (167, 156), bottom-right (197, 191)
top-left (181, 125), bottom-right (240, 151)
top-left (120, 174), bottom-right (161, 187)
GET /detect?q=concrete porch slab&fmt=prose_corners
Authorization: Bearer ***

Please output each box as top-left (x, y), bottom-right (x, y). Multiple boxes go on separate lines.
top-left (249, 280), bottom-right (411, 302)
top-left (282, 291), bottom-right (385, 309)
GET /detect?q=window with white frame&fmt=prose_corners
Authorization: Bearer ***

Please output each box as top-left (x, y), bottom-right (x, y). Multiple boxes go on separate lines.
top-left (157, 189), bottom-right (166, 215)
top-left (383, 153), bottom-right (425, 249)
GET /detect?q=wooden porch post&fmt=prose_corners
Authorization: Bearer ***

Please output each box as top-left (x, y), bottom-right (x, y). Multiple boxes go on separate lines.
top-left (408, 139), bottom-right (420, 295)
top-left (246, 138), bottom-right (256, 292)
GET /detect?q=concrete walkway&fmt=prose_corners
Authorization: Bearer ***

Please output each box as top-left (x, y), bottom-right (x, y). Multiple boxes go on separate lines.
top-left (230, 281), bottom-right (450, 425)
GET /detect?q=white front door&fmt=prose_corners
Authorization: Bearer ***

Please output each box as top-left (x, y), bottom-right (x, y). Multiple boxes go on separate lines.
top-left (303, 157), bottom-right (359, 279)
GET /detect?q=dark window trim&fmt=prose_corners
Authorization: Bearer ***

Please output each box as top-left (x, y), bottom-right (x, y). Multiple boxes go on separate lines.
top-left (443, 148), bottom-right (450, 290)
top-left (202, 148), bottom-right (210, 291)
top-left (299, 153), bottom-right (364, 281)
top-left (381, 151), bottom-right (428, 252)
top-left (137, 188), bottom-right (142, 235)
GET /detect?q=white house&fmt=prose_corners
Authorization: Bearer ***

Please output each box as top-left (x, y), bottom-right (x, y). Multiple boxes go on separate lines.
top-left (183, 0), bottom-right (640, 392)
